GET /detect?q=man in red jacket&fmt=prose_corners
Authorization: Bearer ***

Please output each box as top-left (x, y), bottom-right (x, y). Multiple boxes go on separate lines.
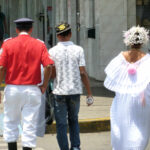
top-left (0, 18), bottom-right (53, 150)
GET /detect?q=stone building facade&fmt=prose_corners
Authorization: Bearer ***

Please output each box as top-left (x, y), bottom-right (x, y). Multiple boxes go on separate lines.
top-left (0, 0), bottom-right (149, 81)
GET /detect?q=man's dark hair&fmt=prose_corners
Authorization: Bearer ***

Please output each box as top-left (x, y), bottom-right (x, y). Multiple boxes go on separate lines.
top-left (57, 29), bottom-right (71, 37)
top-left (16, 23), bottom-right (33, 32)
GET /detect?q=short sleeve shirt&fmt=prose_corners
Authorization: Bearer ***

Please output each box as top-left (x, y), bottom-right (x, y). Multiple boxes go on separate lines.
top-left (0, 33), bottom-right (54, 85)
top-left (49, 41), bottom-right (86, 95)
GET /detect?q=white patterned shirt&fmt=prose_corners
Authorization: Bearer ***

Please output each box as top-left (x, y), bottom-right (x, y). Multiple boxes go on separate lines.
top-left (49, 41), bottom-right (86, 95)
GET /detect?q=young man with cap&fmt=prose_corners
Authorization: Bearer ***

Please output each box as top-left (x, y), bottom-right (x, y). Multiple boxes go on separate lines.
top-left (49, 23), bottom-right (93, 150)
top-left (0, 18), bottom-right (54, 150)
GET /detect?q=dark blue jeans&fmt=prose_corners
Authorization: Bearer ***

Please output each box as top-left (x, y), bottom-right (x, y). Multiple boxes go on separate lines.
top-left (54, 94), bottom-right (80, 150)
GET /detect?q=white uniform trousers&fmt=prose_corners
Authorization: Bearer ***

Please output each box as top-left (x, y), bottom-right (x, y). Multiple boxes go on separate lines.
top-left (3, 85), bottom-right (41, 148)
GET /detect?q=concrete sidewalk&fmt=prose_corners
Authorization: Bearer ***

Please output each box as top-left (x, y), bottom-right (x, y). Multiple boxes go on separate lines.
top-left (80, 79), bottom-right (113, 120)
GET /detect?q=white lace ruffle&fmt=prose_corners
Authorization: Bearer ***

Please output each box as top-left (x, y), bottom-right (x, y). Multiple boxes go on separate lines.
top-left (104, 52), bottom-right (150, 94)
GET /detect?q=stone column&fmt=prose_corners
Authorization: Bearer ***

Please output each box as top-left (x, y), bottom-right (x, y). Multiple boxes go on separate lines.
top-left (70, 0), bottom-right (77, 43)
top-left (32, 0), bottom-right (38, 38)
top-left (127, 0), bottom-right (136, 28)
top-left (79, 0), bottom-right (88, 72)
top-left (60, 0), bottom-right (67, 22)
top-left (97, 0), bottom-right (128, 80)
top-left (9, 0), bottom-right (19, 37)
top-left (18, 0), bottom-right (27, 17)
top-left (79, 0), bottom-right (97, 77)
top-left (52, 0), bottom-right (56, 45)
top-left (55, 0), bottom-right (60, 24)
top-left (79, 0), bottom-right (129, 80)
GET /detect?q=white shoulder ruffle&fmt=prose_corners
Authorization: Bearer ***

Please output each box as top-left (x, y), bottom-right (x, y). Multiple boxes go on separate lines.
top-left (104, 52), bottom-right (150, 94)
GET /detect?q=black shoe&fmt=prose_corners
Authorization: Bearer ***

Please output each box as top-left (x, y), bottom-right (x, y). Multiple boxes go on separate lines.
top-left (8, 142), bottom-right (17, 150)
top-left (23, 147), bottom-right (32, 150)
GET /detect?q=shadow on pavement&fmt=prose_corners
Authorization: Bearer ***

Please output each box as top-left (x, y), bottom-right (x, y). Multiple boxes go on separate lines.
top-left (83, 86), bottom-right (115, 97)
top-left (83, 78), bottom-right (115, 98)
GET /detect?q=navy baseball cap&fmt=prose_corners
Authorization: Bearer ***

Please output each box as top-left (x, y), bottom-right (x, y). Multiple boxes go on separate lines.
top-left (14, 18), bottom-right (34, 24)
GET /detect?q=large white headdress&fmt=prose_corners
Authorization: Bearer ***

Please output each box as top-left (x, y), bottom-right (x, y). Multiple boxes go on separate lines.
top-left (123, 26), bottom-right (149, 46)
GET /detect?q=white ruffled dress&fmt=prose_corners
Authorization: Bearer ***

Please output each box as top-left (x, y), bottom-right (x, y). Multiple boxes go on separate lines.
top-left (104, 52), bottom-right (150, 150)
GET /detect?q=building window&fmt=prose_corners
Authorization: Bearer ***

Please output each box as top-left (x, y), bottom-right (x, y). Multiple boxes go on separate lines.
top-left (136, 0), bottom-right (150, 29)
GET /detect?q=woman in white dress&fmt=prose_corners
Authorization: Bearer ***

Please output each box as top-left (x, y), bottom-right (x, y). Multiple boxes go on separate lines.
top-left (104, 26), bottom-right (150, 150)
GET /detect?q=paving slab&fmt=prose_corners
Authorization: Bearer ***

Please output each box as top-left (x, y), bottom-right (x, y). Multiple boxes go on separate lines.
top-left (79, 95), bottom-right (112, 119)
